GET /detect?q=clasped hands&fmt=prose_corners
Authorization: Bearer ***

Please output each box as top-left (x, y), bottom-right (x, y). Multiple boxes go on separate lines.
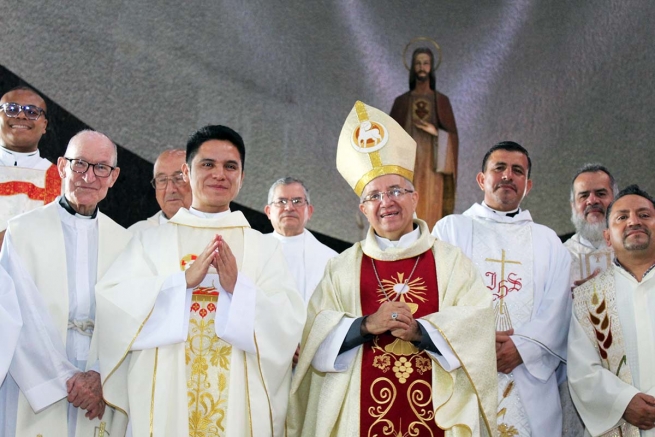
top-left (624, 393), bottom-right (655, 430)
top-left (67, 370), bottom-right (104, 420)
top-left (185, 235), bottom-right (238, 293)
top-left (361, 301), bottom-right (421, 342)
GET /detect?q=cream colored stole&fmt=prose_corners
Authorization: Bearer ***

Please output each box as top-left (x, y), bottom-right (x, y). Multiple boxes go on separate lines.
top-left (176, 224), bottom-right (244, 437)
top-left (471, 218), bottom-right (534, 436)
top-left (573, 271), bottom-right (639, 437)
top-left (10, 202), bottom-right (131, 437)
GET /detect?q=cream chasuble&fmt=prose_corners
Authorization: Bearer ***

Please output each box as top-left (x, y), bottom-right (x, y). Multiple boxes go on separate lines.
top-left (569, 266), bottom-right (655, 437)
top-left (96, 208), bottom-right (305, 437)
top-left (0, 201), bottom-right (132, 437)
top-left (434, 203), bottom-right (572, 437)
top-left (287, 220), bottom-right (497, 437)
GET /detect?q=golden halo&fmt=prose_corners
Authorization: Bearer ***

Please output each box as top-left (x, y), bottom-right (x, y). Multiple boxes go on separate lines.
top-left (403, 37), bottom-right (442, 72)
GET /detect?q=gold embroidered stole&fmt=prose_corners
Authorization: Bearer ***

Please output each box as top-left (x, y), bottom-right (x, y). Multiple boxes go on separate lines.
top-left (177, 224), bottom-right (244, 437)
top-left (573, 270), bottom-right (639, 437)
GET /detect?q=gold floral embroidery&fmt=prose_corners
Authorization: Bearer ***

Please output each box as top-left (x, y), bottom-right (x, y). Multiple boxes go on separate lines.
top-left (373, 355), bottom-right (391, 372)
top-left (498, 423), bottom-right (519, 437)
top-left (371, 337), bottom-right (431, 385)
top-left (187, 291), bottom-right (231, 437)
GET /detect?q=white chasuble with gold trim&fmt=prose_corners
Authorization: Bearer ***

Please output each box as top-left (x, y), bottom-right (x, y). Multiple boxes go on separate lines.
top-left (472, 218), bottom-right (534, 437)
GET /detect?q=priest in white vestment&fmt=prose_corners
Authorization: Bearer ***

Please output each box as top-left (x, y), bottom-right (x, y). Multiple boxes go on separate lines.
top-left (0, 265), bottom-right (21, 384)
top-left (0, 86), bottom-right (61, 239)
top-left (433, 141), bottom-right (572, 437)
top-left (96, 125), bottom-right (305, 437)
top-left (0, 130), bottom-right (132, 437)
top-left (562, 164), bottom-right (618, 437)
top-left (569, 185), bottom-right (655, 437)
top-left (129, 149), bottom-right (192, 233)
top-left (565, 164), bottom-right (618, 289)
top-left (264, 177), bottom-right (338, 304)
top-left (288, 101), bottom-right (497, 437)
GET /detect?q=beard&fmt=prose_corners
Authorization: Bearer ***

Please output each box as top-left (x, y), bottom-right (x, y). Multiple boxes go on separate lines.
top-left (570, 209), bottom-right (606, 246)
top-left (623, 227), bottom-right (651, 251)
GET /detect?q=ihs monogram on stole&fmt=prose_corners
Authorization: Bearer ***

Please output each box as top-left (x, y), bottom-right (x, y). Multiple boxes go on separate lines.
top-left (181, 255), bottom-right (231, 437)
top-left (485, 249), bottom-right (523, 331)
top-left (360, 252), bottom-right (443, 437)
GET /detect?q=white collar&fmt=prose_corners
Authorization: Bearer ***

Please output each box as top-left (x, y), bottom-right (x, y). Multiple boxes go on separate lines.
top-left (481, 201), bottom-right (520, 216)
top-left (189, 207), bottom-right (231, 219)
top-left (0, 145), bottom-right (41, 167)
top-left (374, 225), bottom-right (420, 250)
top-left (271, 230), bottom-right (305, 243)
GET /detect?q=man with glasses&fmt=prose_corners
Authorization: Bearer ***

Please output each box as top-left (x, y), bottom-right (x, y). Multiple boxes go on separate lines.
top-left (0, 130), bottom-right (132, 436)
top-left (433, 141), bottom-right (572, 437)
top-left (96, 125), bottom-right (305, 436)
top-left (265, 177), bottom-right (337, 304)
top-left (0, 86), bottom-right (61, 241)
top-left (288, 102), bottom-right (496, 436)
top-left (129, 149), bottom-right (192, 232)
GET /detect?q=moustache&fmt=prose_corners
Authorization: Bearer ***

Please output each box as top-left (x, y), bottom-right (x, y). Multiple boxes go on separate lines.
top-left (584, 204), bottom-right (605, 216)
top-left (623, 225), bottom-right (651, 238)
top-left (495, 182), bottom-right (516, 192)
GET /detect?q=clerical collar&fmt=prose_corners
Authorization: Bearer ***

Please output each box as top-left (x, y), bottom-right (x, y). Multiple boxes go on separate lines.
top-left (613, 258), bottom-right (655, 281)
top-left (189, 207), bottom-right (231, 219)
top-left (58, 195), bottom-right (98, 219)
top-left (482, 201), bottom-right (520, 217)
top-left (0, 145), bottom-right (40, 167)
top-left (374, 225), bottom-right (420, 250)
top-left (272, 230), bottom-right (305, 243)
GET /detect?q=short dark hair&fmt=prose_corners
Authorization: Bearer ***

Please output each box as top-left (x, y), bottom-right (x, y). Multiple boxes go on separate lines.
top-left (409, 47), bottom-right (436, 91)
top-left (569, 163), bottom-right (618, 202)
top-left (2, 85), bottom-right (48, 116)
top-left (186, 125), bottom-right (245, 170)
top-left (606, 184), bottom-right (655, 226)
top-left (481, 141), bottom-right (532, 178)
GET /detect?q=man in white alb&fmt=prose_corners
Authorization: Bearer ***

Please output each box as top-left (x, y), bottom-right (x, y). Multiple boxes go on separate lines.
top-left (568, 184), bottom-right (655, 436)
top-left (265, 177), bottom-right (337, 304)
top-left (96, 125), bottom-right (305, 436)
top-left (129, 148), bottom-right (192, 232)
top-left (0, 86), bottom-right (61, 245)
top-left (0, 130), bottom-right (132, 436)
top-left (433, 141), bottom-right (572, 437)
top-left (0, 266), bottom-right (21, 384)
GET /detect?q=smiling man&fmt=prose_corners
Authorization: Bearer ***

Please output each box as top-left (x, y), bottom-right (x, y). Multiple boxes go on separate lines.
top-left (264, 177), bottom-right (337, 304)
top-left (129, 149), bottom-right (192, 232)
top-left (0, 130), bottom-right (132, 436)
top-left (433, 141), bottom-right (572, 437)
top-left (288, 101), bottom-right (496, 437)
top-left (0, 86), bottom-right (61, 238)
top-left (565, 164), bottom-right (619, 288)
top-left (568, 184), bottom-right (655, 436)
top-left (96, 125), bottom-right (305, 436)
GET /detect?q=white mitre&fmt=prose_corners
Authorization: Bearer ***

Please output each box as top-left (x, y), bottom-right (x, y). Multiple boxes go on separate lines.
top-left (336, 100), bottom-right (417, 195)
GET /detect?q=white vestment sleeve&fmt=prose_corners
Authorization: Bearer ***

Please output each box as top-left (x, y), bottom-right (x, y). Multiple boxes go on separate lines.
top-left (417, 319), bottom-right (461, 371)
top-left (312, 317), bottom-right (357, 372)
top-left (214, 272), bottom-right (257, 354)
top-left (131, 271), bottom-right (191, 350)
top-left (567, 314), bottom-right (638, 436)
top-left (0, 265), bottom-right (21, 384)
top-left (1, 232), bottom-right (78, 412)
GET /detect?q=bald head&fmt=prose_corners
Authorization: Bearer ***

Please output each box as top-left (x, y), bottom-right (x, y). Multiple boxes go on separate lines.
top-left (57, 130), bottom-right (120, 215)
top-left (152, 148), bottom-right (192, 218)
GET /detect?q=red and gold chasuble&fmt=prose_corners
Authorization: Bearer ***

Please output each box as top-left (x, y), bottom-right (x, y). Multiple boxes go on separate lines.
top-left (181, 255), bottom-right (232, 437)
top-left (360, 250), bottom-right (444, 437)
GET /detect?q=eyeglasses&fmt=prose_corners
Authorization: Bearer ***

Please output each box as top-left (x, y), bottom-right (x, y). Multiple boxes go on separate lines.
top-left (270, 197), bottom-right (308, 208)
top-left (361, 188), bottom-right (414, 204)
top-left (0, 102), bottom-right (46, 120)
top-left (64, 158), bottom-right (116, 178)
top-left (151, 172), bottom-right (186, 189)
